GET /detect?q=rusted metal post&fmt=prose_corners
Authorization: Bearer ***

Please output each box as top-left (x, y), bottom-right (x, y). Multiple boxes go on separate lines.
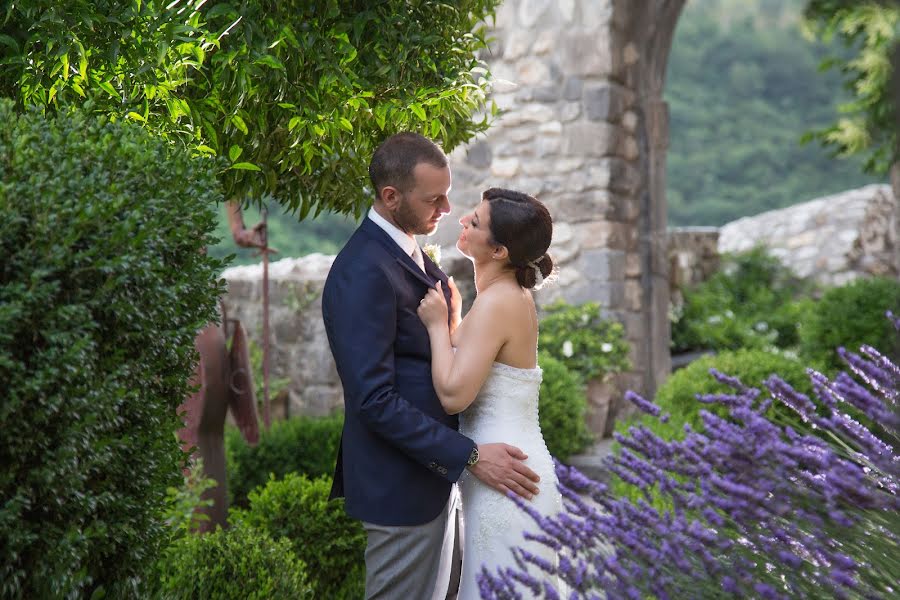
top-left (261, 205), bottom-right (271, 430)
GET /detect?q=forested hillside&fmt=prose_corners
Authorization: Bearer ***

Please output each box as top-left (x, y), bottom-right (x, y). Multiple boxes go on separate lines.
top-left (210, 0), bottom-right (883, 265)
top-left (666, 0), bottom-right (880, 225)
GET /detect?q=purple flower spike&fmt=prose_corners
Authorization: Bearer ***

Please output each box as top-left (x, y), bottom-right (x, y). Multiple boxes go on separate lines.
top-left (483, 337), bottom-right (899, 600)
top-left (624, 390), bottom-right (661, 417)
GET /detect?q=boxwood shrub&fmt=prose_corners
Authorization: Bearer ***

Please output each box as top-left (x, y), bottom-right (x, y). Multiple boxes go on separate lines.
top-left (799, 276), bottom-right (900, 373)
top-left (0, 102), bottom-right (225, 598)
top-left (154, 522), bottom-right (313, 599)
top-left (225, 414), bottom-right (343, 506)
top-left (538, 351), bottom-right (593, 461)
top-left (232, 474), bottom-right (366, 599)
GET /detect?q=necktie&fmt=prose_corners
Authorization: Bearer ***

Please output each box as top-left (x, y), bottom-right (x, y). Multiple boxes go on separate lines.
top-left (411, 245), bottom-right (426, 273)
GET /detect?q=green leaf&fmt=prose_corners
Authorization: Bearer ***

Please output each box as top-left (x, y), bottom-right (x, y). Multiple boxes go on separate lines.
top-left (288, 117), bottom-right (302, 132)
top-left (255, 55), bottom-right (285, 70)
top-left (97, 80), bottom-right (119, 99)
top-left (229, 145), bottom-right (242, 162)
top-left (231, 114), bottom-right (248, 135)
top-left (409, 103), bottom-right (427, 122)
top-left (230, 162), bottom-right (261, 171)
top-left (126, 111), bottom-right (147, 122)
top-left (338, 118), bottom-right (353, 133)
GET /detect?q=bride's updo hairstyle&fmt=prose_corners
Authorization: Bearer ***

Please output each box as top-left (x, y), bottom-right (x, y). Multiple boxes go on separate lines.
top-left (482, 187), bottom-right (556, 290)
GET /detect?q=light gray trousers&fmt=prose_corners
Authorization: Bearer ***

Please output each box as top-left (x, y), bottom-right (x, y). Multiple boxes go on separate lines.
top-left (362, 486), bottom-right (462, 600)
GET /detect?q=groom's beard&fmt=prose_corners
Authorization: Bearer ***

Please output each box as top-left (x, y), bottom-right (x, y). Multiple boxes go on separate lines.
top-left (394, 195), bottom-right (438, 236)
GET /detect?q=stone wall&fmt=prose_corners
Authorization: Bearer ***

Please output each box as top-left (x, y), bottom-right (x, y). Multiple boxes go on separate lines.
top-left (422, 0), bottom-right (686, 432)
top-left (667, 227), bottom-right (720, 308)
top-left (220, 254), bottom-right (341, 418)
top-left (718, 184), bottom-right (899, 286)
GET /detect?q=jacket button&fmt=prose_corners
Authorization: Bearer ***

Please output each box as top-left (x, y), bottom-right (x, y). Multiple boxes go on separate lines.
top-left (428, 461), bottom-right (436, 469)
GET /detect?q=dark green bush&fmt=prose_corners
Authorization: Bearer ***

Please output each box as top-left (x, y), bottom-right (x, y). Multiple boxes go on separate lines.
top-left (672, 247), bottom-right (813, 353)
top-left (0, 102), bottom-right (224, 598)
top-left (538, 351), bottom-right (593, 461)
top-left (233, 474), bottom-right (366, 599)
top-left (538, 301), bottom-right (630, 382)
top-left (226, 414), bottom-right (343, 506)
top-left (654, 349), bottom-right (814, 433)
top-left (612, 349), bottom-right (814, 504)
top-left (154, 522), bottom-right (313, 599)
top-left (799, 276), bottom-right (900, 373)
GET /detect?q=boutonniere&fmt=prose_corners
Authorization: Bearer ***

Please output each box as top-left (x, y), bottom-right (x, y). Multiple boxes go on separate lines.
top-left (422, 243), bottom-right (442, 268)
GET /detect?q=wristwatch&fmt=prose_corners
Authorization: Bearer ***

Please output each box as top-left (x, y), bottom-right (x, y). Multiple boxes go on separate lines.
top-left (466, 446), bottom-right (479, 467)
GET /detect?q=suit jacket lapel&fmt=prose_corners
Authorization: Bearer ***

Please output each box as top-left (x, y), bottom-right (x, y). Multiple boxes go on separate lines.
top-left (360, 217), bottom-right (436, 288)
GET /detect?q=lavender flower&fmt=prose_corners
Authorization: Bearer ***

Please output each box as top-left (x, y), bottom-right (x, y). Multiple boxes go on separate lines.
top-left (483, 329), bottom-right (899, 600)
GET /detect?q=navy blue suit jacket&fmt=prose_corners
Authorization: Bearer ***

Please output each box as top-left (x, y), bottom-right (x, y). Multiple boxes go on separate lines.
top-left (322, 217), bottom-right (476, 526)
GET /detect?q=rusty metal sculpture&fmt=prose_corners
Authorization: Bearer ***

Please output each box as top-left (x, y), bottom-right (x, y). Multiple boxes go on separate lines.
top-left (176, 200), bottom-right (273, 529)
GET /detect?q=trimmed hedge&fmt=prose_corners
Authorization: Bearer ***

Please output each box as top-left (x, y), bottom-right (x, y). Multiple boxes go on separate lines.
top-left (233, 474), bottom-right (366, 599)
top-left (225, 414), bottom-right (343, 506)
top-left (538, 351), bottom-right (593, 461)
top-left (799, 276), bottom-right (900, 373)
top-left (154, 522), bottom-right (313, 599)
top-left (0, 102), bottom-right (225, 597)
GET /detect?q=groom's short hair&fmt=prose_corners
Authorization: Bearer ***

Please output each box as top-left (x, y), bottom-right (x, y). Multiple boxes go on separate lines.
top-left (369, 132), bottom-right (447, 198)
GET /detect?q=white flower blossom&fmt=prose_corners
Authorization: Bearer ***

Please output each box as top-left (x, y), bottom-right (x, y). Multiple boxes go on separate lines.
top-left (562, 340), bottom-right (574, 357)
top-left (601, 342), bottom-right (613, 353)
top-left (580, 313), bottom-right (590, 325)
top-left (754, 321), bottom-right (769, 332)
top-left (707, 315), bottom-right (723, 324)
top-left (422, 243), bottom-right (441, 268)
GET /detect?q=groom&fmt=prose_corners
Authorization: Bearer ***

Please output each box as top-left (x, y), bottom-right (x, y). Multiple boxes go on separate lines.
top-left (322, 132), bottom-right (541, 599)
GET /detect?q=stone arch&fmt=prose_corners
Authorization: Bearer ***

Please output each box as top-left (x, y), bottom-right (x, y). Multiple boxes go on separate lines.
top-left (433, 0), bottom-right (686, 436)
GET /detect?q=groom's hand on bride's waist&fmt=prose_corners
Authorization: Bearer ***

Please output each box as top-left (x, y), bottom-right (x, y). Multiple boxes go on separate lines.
top-left (468, 443), bottom-right (541, 501)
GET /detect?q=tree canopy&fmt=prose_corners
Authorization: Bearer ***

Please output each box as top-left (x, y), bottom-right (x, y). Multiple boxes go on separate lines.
top-left (803, 0), bottom-right (899, 173)
top-left (0, 0), bottom-right (501, 217)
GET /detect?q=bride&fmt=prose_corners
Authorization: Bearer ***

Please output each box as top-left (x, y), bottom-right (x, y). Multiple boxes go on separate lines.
top-left (417, 187), bottom-right (563, 599)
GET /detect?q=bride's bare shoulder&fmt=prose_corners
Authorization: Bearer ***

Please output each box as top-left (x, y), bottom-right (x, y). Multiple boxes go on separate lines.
top-left (470, 281), bottom-right (532, 315)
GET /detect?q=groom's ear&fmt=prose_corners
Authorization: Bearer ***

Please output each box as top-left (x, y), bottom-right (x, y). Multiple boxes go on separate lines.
top-left (380, 185), bottom-right (402, 209)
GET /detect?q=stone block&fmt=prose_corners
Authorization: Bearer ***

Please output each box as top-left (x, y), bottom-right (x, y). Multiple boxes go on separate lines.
top-left (584, 82), bottom-right (633, 122)
top-left (532, 85), bottom-right (561, 103)
top-left (555, 157), bottom-right (585, 173)
top-left (533, 29), bottom-right (558, 55)
top-left (592, 157), bottom-right (640, 195)
top-left (560, 102), bottom-right (582, 122)
top-left (500, 104), bottom-right (556, 127)
top-left (622, 110), bottom-right (638, 133)
top-left (503, 30), bottom-right (532, 60)
top-left (562, 122), bottom-right (623, 157)
top-left (561, 32), bottom-right (614, 77)
top-left (466, 142), bottom-right (492, 169)
top-left (518, 57), bottom-right (551, 85)
top-left (519, 0), bottom-right (555, 28)
top-left (491, 157), bottom-right (521, 178)
top-left (550, 190), bottom-right (612, 224)
top-left (624, 252), bottom-right (641, 277)
top-left (563, 76), bottom-right (584, 101)
top-left (625, 279), bottom-right (643, 311)
top-left (608, 193), bottom-right (640, 222)
top-left (579, 248), bottom-right (627, 282)
top-left (578, 220), bottom-right (638, 251)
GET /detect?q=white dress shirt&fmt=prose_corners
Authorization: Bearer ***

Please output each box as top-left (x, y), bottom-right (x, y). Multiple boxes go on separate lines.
top-left (368, 207), bottom-right (425, 272)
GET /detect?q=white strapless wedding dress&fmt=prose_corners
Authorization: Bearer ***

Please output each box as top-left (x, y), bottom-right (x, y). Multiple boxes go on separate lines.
top-left (457, 361), bottom-right (563, 599)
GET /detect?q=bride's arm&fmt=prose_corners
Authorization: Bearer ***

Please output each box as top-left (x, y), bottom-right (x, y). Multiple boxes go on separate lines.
top-left (418, 283), bottom-right (505, 415)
